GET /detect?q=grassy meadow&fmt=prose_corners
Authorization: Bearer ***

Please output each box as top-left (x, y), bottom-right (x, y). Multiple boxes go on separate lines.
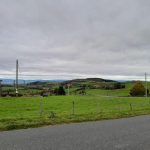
top-left (1, 87), bottom-right (150, 131)
top-left (0, 81), bottom-right (150, 131)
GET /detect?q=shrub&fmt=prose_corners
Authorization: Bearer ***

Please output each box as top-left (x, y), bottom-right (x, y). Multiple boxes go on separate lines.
top-left (54, 86), bottom-right (66, 95)
top-left (58, 86), bottom-right (66, 95)
top-left (130, 82), bottom-right (148, 96)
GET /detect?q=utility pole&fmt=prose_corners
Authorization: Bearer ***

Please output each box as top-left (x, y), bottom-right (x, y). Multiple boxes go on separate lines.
top-left (0, 80), bottom-right (2, 96)
top-left (16, 60), bottom-right (19, 96)
top-left (145, 72), bottom-right (148, 98)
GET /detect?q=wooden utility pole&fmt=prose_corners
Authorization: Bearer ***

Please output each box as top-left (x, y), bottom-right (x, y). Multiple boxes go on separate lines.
top-left (0, 80), bottom-right (2, 96)
top-left (16, 60), bottom-right (19, 96)
top-left (145, 72), bottom-right (148, 98)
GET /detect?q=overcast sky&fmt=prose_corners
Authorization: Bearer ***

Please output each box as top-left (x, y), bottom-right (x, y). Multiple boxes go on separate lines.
top-left (0, 0), bottom-right (150, 80)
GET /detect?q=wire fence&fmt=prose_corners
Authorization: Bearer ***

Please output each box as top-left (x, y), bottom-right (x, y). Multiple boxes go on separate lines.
top-left (1, 96), bottom-right (150, 120)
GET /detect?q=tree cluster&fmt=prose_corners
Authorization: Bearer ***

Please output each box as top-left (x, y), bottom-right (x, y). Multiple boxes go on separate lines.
top-left (54, 86), bottom-right (66, 95)
top-left (130, 82), bottom-right (148, 96)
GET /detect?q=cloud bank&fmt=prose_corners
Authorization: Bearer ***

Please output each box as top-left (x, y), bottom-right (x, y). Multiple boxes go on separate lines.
top-left (0, 0), bottom-right (150, 80)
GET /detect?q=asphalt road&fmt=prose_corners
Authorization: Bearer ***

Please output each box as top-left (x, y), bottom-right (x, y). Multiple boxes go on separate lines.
top-left (0, 115), bottom-right (150, 150)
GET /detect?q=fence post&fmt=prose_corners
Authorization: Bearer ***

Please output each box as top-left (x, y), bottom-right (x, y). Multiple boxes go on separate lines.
top-left (130, 103), bottom-right (132, 111)
top-left (96, 100), bottom-right (100, 113)
top-left (72, 101), bottom-right (75, 115)
top-left (40, 96), bottom-right (43, 116)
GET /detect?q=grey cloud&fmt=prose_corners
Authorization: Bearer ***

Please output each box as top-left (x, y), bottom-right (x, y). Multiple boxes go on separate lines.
top-left (0, 0), bottom-right (150, 80)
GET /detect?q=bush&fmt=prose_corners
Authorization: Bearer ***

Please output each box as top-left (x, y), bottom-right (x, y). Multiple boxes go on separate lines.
top-left (54, 86), bottom-right (66, 95)
top-left (130, 82), bottom-right (148, 96)
top-left (58, 86), bottom-right (66, 95)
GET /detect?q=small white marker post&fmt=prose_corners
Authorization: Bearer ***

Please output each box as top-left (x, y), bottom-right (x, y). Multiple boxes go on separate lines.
top-left (40, 96), bottom-right (43, 116)
top-left (16, 89), bottom-right (18, 97)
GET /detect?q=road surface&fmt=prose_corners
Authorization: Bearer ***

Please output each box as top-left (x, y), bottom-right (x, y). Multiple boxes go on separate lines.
top-left (0, 115), bottom-right (150, 150)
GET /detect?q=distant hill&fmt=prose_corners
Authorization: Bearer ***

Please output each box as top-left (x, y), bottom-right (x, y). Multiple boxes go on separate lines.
top-left (63, 78), bottom-right (116, 84)
top-left (84, 78), bottom-right (115, 82)
top-left (0, 79), bottom-right (65, 85)
top-left (28, 80), bottom-right (65, 85)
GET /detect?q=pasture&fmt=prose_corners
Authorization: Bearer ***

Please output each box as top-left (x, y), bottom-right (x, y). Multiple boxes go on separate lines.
top-left (0, 93), bottom-right (150, 131)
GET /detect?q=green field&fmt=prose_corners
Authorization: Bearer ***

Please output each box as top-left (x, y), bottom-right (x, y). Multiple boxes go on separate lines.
top-left (1, 81), bottom-right (150, 131)
top-left (0, 93), bottom-right (150, 131)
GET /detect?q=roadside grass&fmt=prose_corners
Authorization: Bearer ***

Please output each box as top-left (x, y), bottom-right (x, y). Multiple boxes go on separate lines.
top-left (0, 95), bottom-right (150, 131)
